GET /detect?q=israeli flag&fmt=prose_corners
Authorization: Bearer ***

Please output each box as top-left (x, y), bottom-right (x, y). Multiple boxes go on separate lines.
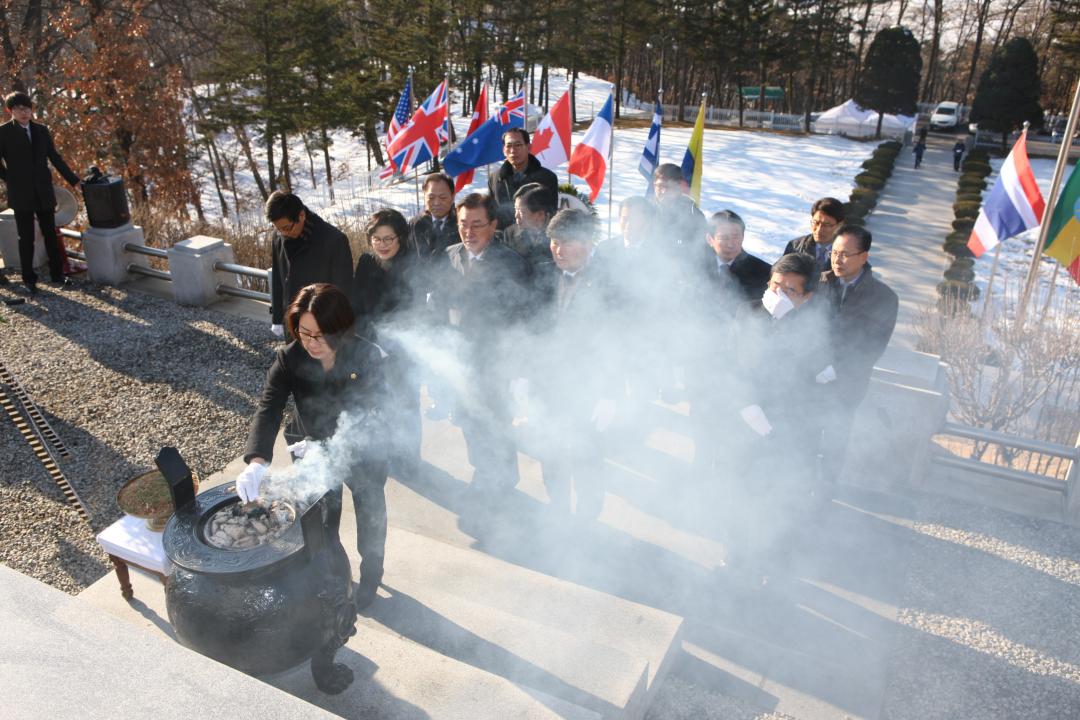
top-left (638, 99), bottom-right (663, 195)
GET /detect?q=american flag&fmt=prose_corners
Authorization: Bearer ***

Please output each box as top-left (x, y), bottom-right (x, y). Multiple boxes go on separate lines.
top-left (378, 76), bottom-right (413, 180)
top-left (387, 79), bottom-right (448, 175)
top-left (497, 88), bottom-right (526, 125)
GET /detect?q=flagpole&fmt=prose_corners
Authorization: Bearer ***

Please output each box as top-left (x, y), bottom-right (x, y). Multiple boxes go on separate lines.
top-left (1018, 77), bottom-right (1080, 323)
top-left (607, 86), bottom-right (615, 243)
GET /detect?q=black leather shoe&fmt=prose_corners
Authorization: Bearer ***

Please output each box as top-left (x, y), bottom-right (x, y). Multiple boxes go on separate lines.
top-left (52, 278), bottom-right (74, 290)
top-left (24, 282), bottom-right (38, 296)
top-left (355, 578), bottom-right (380, 611)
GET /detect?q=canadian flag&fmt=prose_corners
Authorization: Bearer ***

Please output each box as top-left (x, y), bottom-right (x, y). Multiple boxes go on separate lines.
top-left (532, 91), bottom-right (572, 170)
top-left (454, 84), bottom-right (489, 193)
top-left (568, 94), bottom-right (613, 202)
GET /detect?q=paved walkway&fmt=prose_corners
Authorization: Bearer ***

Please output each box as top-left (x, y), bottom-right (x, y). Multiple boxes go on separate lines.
top-left (867, 135), bottom-right (962, 349)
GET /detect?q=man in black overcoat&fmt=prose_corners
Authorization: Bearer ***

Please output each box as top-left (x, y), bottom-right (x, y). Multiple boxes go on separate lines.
top-left (703, 209), bottom-right (772, 305)
top-left (516, 209), bottom-right (622, 519)
top-left (487, 127), bottom-right (558, 229)
top-left (817, 225), bottom-right (898, 482)
top-left (0, 91), bottom-right (81, 293)
top-left (266, 190), bottom-right (353, 338)
top-left (437, 192), bottom-right (530, 496)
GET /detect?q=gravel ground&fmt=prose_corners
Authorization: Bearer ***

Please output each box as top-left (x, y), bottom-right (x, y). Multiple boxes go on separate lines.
top-left (881, 495), bottom-right (1080, 719)
top-left (0, 278), bottom-right (275, 594)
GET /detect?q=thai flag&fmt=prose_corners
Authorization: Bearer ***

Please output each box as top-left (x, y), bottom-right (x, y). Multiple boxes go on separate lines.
top-left (387, 79), bottom-right (449, 175)
top-left (968, 130), bottom-right (1045, 256)
top-left (638, 99), bottom-right (662, 194)
top-left (378, 77), bottom-right (413, 180)
top-left (568, 94), bottom-right (613, 202)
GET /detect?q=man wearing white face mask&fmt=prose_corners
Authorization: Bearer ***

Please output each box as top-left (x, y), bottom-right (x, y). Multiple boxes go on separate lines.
top-left (725, 252), bottom-right (833, 588)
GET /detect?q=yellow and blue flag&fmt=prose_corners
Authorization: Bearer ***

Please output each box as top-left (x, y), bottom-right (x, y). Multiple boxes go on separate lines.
top-left (680, 98), bottom-right (705, 204)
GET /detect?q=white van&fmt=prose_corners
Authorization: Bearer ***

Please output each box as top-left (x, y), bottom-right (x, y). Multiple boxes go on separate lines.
top-left (930, 101), bottom-right (961, 131)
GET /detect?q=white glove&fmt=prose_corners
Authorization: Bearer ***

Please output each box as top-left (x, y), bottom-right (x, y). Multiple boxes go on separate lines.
top-left (591, 398), bottom-right (617, 432)
top-left (271, 323), bottom-right (285, 338)
top-left (236, 461), bottom-right (268, 503)
top-left (815, 365), bottom-right (837, 384)
top-left (740, 404), bottom-right (773, 437)
top-left (286, 439), bottom-right (307, 459)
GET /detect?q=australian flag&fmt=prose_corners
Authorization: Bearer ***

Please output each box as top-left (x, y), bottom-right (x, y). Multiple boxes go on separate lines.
top-left (444, 89), bottom-right (526, 179)
top-left (638, 99), bottom-right (662, 195)
top-left (387, 79), bottom-right (448, 175)
top-left (379, 77), bottom-right (413, 180)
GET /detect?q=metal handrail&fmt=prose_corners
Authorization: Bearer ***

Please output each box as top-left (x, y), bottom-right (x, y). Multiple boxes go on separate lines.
top-left (939, 421), bottom-right (1079, 461)
top-left (931, 454), bottom-right (1066, 493)
top-left (216, 284), bottom-right (270, 302)
top-left (214, 260), bottom-right (268, 280)
top-left (124, 242), bottom-right (167, 259)
top-left (128, 264), bottom-right (171, 281)
top-left (60, 228), bottom-right (83, 240)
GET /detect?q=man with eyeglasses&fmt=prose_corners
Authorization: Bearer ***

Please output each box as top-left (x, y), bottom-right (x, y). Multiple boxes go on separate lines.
top-left (817, 224), bottom-right (898, 484)
top-left (439, 192), bottom-right (529, 500)
top-left (783, 197), bottom-right (845, 274)
top-left (488, 127), bottom-right (558, 230)
top-left (265, 190), bottom-right (353, 339)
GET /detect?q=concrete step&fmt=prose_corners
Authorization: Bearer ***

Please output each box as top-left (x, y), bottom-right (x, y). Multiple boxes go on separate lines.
top-left (363, 576), bottom-right (648, 718)
top-left (372, 526), bottom-right (685, 710)
top-left (270, 619), bottom-right (601, 720)
top-left (75, 555), bottom-right (601, 719)
top-left (0, 563), bottom-right (333, 720)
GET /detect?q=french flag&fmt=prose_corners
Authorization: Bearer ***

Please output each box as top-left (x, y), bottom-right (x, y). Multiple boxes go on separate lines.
top-left (568, 94), bottom-right (613, 202)
top-left (967, 131), bottom-right (1045, 256)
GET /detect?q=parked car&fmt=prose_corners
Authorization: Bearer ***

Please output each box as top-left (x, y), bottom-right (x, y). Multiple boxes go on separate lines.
top-left (930, 101), bottom-right (961, 131)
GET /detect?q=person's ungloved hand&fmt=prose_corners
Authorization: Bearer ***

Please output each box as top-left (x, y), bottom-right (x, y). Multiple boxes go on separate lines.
top-left (739, 404), bottom-right (773, 437)
top-left (815, 365), bottom-right (837, 384)
top-left (271, 323), bottom-right (285, 339)
top-left (236, 462), bottom-right (268, 503)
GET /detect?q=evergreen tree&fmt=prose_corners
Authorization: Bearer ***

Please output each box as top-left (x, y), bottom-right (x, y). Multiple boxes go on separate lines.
top-left (854, 26), bottom-right (921, 138)
top-left (970, 37), bottom-right (1044, 151)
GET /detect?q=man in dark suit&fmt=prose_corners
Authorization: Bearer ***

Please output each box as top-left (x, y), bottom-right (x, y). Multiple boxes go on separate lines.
top-left (703, 210), bottom-right (772, 305)
top-left (439, 192), bottom-right (529, 497)
top-left (516, 209), bottom-right (621, 519)
top-left (817, 225), bottom-right (898, 483)
top-left (265, 190), bottom-right (353, 339)
top-left (782, 197), bottom-right (845, 275)
top-left (409, 172), bottom-right (459, 262)
top-left (0, 91), bottom-right (81, 294)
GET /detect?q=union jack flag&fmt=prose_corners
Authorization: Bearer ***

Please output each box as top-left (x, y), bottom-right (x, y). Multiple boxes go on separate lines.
top-left (387, 79), bottom-right (448, 175)
top-left (378, 76), bottom-right (413, 180)
top-left (497, 88), bottom-right (526, 125)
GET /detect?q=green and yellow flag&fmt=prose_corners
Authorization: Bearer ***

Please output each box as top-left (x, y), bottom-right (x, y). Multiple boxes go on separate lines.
top-left (1045, 164), bottom-right (1080, 284)
top-left (680, 98), bottom-right (705, 205)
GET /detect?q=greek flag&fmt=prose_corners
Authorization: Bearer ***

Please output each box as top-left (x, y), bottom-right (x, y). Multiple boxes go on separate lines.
top-left (638, 99), bottom-right (662, 195)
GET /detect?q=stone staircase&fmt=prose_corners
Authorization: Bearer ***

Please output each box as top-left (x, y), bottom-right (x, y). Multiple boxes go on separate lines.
top-left (71, 436), bottom-right (684, 719)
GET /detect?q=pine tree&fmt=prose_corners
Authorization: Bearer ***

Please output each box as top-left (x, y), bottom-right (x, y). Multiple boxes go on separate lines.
top-left (854, 26), bottom-right (922, 138)
top-left (970, 37), bottom-right (1044, 151)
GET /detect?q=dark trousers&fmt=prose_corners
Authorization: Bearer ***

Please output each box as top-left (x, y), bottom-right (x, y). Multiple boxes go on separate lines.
top-left (323, 460), bottom-right (389, 586)
top-left (458, 370), bottom-right (519, 491)
top-left (15, 207), bottom-right (61, 284)
top-left (534, 416), bottom-right (605, 518)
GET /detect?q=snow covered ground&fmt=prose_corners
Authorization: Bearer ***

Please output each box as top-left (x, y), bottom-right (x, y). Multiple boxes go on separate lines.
top-left (193, 68), bottom-right (873, 263)
top-left (975, 157), bottom-right (1080, 312)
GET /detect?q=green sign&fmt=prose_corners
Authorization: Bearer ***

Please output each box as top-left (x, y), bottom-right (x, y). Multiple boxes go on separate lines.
top-left (740, 86), bottom-right (784, 100)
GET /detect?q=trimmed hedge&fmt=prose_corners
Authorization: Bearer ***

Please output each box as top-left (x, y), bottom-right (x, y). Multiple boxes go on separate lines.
top-left (958, 178), bottom-right (987, 192)
top-left (855, 172), bottom-right (886, 190)
top-left (954, 201), bottom-right (981, 218)
top-left (951, 218), bottom-right (976, 233)
top-left (850, 186), bottom-right (878, 205)
top-left (938, 279), bottom-right (981, 302)
top-left (944, 263), bottom-right (976, 282)
top-left (961, 160), bottom-right (992, 175)
top-left (956, 191), bottom-right (983, 203)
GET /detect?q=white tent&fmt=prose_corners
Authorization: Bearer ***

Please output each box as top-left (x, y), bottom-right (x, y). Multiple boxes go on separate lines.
top-left (812, 99), bottom-right (916, 138)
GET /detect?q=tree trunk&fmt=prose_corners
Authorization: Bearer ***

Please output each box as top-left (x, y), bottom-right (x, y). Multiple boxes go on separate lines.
top-left (922, 0), bottom-right (943, 102)
top-left (961, 0), bottom-right (993, 105)
top-left (279, 132), bottom-right (291, 192)
top-left (203, 137), bottom-right (229, 217)
top-left (235, 124), bottom-right (268, 201)
top-left (852, 0), bottom-right (874, 96)
top-left (264, 127), bottom-right (277, 193)
top-left (364, 122), bottom-right (384, 166)
top-left (302, 133), bottom-right (317, 190)
top-left (614, 0), bottom-right (628, 119)
top-left (321, 125), bottom-right (335, 204)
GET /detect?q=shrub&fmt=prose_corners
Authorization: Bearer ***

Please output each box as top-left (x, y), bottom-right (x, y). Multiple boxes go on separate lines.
top-left (943, 240), bottom-right (975, 258)
top-left (855, 172), bottom-right (886, 190)
top-left (956, 191), bottom-right (983, 203)
top-left (843, 215), bottom-right (866, 227)
top-left (952, 218), bottom-right (976, 233)
top-left (954, 200), bottom-right (981, 218)
top-left (880, 140), bottom-right (903, 152)
top-left (850, 186), bottom-right (878, 205)
top-left (962, 160), bottom-right (992, 176)
top-left (958, 177), bottom-right (987, 192)
top-left (951, 257), bottom-right (976, 269)
top-left (966, 148), bottom-right (990, 164)
top-left (843, 201), bottom-right (868, 219)
top-left (944, 262), bottom-right (976, 282)
top-left (937, 279), bottom-right (981, 302)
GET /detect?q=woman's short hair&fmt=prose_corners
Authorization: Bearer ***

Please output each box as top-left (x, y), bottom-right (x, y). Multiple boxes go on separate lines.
top-left (285, 283), bottom-right (355, 350)
top-left (365, 208), bottom-right (412, 253)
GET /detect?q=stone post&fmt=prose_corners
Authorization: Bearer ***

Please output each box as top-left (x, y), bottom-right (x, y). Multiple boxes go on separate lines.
top-left (167, 236), bottom-right (239, 307)
top-left (1065, 432), bottom-right (1080, 527)
top-left (0, 209), bottom-right (47, 272)
top-left (81, 222), bottom-right (149, 285)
